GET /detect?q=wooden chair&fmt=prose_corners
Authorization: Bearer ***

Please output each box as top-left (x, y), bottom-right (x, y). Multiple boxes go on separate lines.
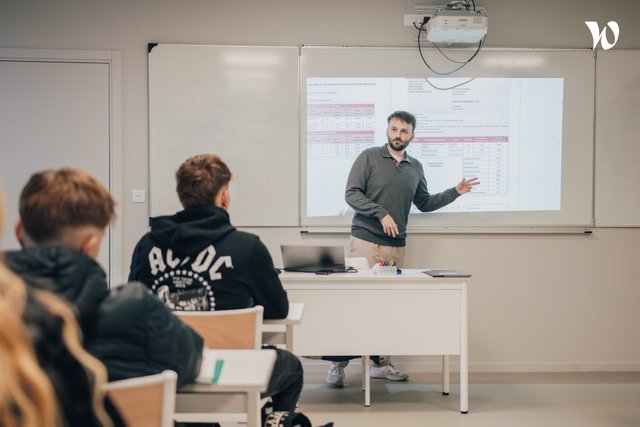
top-left (105, 370), bottom-right (177, 427)
top-left (175, 305), bottom-right (264, 349)
top-left (174, 305), bottom-right (269, 426)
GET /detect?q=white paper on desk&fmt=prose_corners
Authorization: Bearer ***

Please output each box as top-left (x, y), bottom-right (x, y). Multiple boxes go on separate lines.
top-left (195, 349), bottom-right (218, 384)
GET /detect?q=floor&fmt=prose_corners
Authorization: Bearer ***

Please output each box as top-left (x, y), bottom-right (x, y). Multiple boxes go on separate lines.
top-left (292, 370), bottom-right (640, 427)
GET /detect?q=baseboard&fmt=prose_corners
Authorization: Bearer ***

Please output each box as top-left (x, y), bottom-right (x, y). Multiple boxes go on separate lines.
top-left (300, 358), bottom-right (640, 373)
top-left (576, 362), bottom-right (640, 372)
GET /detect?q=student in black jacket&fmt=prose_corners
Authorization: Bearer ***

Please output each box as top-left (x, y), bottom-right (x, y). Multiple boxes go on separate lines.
top-left (1, 189), bottom-right (124, 427)
top-left (129, 154), bottom-right (303, 413)
top-left (5, 168), bottom-right (203, 388)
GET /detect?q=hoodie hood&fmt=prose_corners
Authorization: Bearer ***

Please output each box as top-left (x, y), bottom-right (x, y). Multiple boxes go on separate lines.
top-left (4, 246), bottom-right (109, 325)
top-left (149, 205), bottom-right (236, 257)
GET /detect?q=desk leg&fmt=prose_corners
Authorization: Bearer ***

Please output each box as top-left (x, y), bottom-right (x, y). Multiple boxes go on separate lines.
top-left (247, 391), bottom-right (260, 427)
top-left (460, 284), bottom-right (469, 414)
top-left (362, 355), bottom-right (370, 407)
top-left (285, 325), bottom-right (294, 352)
top-left (442, 355), bottom-right (450, 395)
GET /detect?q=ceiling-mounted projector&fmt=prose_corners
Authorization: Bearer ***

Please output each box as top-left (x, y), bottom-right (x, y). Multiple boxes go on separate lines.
top-left (426, 9), bottom-right (488, 44)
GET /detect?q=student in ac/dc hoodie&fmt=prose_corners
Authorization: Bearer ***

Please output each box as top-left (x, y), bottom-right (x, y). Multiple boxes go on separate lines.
top-left (128, 153), bottom-right (303, 414)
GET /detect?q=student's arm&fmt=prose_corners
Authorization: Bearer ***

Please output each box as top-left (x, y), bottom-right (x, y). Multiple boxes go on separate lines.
top-left (142, 288), bottom-right (204, 386)
top-left (88, 284), bottom-right (203, 387)
top-left (247, 237), bottom-right (289, 320)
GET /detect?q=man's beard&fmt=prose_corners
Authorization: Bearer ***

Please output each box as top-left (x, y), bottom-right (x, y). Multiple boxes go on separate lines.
top-left (388, 137), bottom-right (410, 152)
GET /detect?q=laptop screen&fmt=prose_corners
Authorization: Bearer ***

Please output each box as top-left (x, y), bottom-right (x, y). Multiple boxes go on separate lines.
top-left (280, 245), bottom-right (347, 273)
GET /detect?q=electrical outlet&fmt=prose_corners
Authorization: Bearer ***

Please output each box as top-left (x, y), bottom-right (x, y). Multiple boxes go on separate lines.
top-left (404, 14), bottom-right (430, 27)
top-left (132, 189), bottom-right (146, 203)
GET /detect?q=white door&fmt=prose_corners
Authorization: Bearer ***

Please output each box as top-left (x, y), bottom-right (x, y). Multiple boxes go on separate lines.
top-left (0, 50), bottom-right (120, 283)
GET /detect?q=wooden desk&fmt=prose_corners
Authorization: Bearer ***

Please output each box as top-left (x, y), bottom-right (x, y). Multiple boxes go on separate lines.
top-left (263, 302), bottom-right (304, 351)
top-left (175, 349), bottom-right (276, 426)
top-left (280, 269), bottom-right (469, 413)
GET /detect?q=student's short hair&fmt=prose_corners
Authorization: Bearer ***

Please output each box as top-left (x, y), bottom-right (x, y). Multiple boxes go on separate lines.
top-left (387, 111), bottom-right (417, 132)
top-left (175, 154), bottom-right (232, 209)
top-left (19, 168), bottom-right (115, 243)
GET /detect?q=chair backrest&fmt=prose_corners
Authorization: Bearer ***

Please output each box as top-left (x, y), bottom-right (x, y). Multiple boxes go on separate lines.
top-left (175, 305), bottom-right (264, 349)
top-left (104, 370), bottom-right (177, 427)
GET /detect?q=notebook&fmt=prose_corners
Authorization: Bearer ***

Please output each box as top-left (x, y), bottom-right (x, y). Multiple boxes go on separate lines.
top-left (423, 269), bottom-right (472, 278)
top-left (281, 245), bottom-right (348, 273)
top-left (195, 349), bottom-right (223, 384)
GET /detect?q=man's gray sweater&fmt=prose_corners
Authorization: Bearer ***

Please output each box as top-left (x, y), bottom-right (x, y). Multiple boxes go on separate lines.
top-left (345, 145), bottom-right (460, 247)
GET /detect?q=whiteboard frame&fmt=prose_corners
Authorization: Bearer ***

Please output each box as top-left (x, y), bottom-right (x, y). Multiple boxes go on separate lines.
top-left (146, 44), bottom-right (627, 233)
top-left (299, 46), bottom-right (596, 231)
top-left (148, 43), bottom-right (300, 227)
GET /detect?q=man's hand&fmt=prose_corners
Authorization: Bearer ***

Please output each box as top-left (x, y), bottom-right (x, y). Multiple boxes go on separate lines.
top-left (456, 177), bottom-right (480, 194)
top-left (380, 214), bottom-right (399, 237)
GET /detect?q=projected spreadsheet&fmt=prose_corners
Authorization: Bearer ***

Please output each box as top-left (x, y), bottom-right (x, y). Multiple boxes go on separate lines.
top-left (305, 77), bottom-right (563, 218)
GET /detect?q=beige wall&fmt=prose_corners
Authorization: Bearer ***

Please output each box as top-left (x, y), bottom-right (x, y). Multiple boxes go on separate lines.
top-left (1, 0), bottom-right (639, 371)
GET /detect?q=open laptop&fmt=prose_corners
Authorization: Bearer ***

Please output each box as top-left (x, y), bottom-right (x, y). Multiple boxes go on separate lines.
top-left (281, 245), bottom-right (348, 274)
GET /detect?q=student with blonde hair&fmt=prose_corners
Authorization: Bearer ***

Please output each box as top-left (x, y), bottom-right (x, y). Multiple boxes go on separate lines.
top-left (0, 268), bottom-right (59, 427)
top-left (0, 188), bottom-right (123, 426)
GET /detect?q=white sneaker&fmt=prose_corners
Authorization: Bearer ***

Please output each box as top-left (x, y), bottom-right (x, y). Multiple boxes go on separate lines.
top-left (370, 363), bottom-right (409, 381)
top-left (326, 361), bottom-right (349, 388)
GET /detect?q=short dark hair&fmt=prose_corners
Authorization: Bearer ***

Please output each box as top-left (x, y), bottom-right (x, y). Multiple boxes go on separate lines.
top-left (19, 168), bottom-right (115, 243)
top-left (387, 111), bottom-right (416, 132)
top-left (175, 154), bottom-right (232, 209)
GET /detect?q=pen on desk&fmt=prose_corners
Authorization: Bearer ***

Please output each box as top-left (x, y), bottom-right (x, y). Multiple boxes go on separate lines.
top-left (212, 358), bottom-right (224, 384)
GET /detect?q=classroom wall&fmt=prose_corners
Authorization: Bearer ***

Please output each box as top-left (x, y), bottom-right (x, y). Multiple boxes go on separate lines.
top-left (1, 0), bottom-right (639, 372)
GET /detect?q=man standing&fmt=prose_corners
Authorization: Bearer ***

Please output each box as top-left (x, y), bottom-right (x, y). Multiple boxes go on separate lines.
top-left (325, 110), bottom-right (479, 387)
top-left (129, 154), bottom-right (303, 414)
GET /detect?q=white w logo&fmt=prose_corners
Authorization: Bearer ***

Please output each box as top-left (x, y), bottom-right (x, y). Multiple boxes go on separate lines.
top-left (585, 21), bottom-right (620, 50)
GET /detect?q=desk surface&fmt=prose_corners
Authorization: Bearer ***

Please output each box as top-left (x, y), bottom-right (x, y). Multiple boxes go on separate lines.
top-left (280, 268), bottom-right (470, 280)
top-left (180, 349), bottom-right (276, 393)
top-left (280, 269), bottom-right (470, 289)
top-left (263, 302), bottom-right (304, 325)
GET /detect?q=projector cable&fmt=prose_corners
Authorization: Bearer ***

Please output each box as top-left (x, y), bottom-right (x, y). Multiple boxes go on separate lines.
top-left (416, 20), bottom-right (485, 76)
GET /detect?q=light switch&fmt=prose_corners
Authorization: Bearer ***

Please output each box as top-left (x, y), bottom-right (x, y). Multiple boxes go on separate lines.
top-left (132, 189), bottom-right (146, 203)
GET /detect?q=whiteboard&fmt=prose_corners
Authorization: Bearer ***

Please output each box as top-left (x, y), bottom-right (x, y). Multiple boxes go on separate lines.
top-left (594, 50), bottom-right (640, 227)
top-left (148, 44), bottom-right (299, 226)
top-left (148, 44), bottom-right (601, 231)
top-left (300, 47), bottom-right (595, 230)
